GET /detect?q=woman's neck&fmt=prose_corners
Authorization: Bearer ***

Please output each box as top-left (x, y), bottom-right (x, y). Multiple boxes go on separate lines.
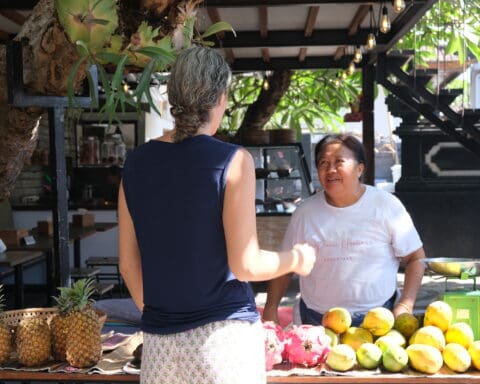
top-left (325, 183), bottom-right (366, 207)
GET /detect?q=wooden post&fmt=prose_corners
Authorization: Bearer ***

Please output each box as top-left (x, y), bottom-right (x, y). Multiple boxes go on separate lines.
top-left (362, 64), bottom-right (375, 185)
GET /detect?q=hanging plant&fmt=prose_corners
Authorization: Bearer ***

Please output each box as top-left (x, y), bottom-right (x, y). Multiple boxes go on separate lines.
top-left (56, 0), bottom-right (234, 122)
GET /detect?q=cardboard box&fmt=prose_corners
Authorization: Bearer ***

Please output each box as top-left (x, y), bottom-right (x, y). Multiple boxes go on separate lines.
top-left (72, 213), bottom-right (95, 227)
top-left (0, 229), bottom-right (29, 246)
top-left (37, 220), bottom-right (53, 236)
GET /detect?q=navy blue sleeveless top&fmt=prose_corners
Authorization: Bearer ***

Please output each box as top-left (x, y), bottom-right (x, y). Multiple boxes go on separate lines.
top-left (122, 134), bottom-right (259, 334)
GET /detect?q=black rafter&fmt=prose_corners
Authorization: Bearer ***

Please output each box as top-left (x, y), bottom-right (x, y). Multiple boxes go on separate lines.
top-left (230, 56), bottom-right (340, 70)
top-left (203, 0), bottom-right (427, 6)
top-left (210, 29), bottom-right (379, 48)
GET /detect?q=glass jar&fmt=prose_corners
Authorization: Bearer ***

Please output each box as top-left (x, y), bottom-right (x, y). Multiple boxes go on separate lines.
top-left (80, 136), bottom-right (100, 165)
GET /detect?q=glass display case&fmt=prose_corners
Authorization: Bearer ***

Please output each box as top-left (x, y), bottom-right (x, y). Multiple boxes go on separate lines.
top-left (245, 144), bottom-right (314, 215)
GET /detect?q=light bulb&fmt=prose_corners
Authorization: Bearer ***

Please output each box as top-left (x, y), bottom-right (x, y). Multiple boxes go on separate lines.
top-left (380, 5), bottom-right (391, 34)
top-left (347, 61), bottom-right (355, 76)
top-left (393, 0), bottom-right (405, 13)
top-left (334, 78), bottom-right (341, 87)
top-left (341, 71), bottom-right (347, 80)
top-left (367, 33), bottom-right (376, 50)
top-left (263, 79), bottom-right (269, 91)
top-left (353, 46), bottom-right (362, 63)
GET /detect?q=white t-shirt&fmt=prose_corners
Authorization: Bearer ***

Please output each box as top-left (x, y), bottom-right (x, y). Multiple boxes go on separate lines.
top-left (282, 185), bottom-right (423, 315)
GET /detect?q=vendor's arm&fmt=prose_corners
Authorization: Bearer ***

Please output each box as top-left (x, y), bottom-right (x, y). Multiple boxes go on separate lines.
top-left (118, 181), bottom-right (144, 312)
top-left (262, 273), bottom-right (293, 323)
top-left (223, 148), bottom-right (316, 282)
top-left (394, 247), bottom-right (426, 317)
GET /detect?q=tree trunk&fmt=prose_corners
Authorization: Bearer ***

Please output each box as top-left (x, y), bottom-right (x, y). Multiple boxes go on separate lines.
top-left (0, 0), bottom-right (82, 200)
top-left (237, 69), bottom-right (293, 134)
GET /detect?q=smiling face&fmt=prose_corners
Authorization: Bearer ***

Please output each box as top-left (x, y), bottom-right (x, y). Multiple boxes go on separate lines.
top-left (317, 142), bottom-right (365, 207)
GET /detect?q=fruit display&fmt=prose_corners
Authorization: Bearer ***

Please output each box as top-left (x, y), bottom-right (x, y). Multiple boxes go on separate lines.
top-left (262, 300), bottom-right (480, 376)
top-left (0, 286), bottom-right (12, 365)
top-left (0, 278), bottom-right (104, 369)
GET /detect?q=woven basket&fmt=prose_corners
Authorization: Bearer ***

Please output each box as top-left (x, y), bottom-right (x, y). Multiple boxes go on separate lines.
top-left (2, 307), bottom-right (107, 328)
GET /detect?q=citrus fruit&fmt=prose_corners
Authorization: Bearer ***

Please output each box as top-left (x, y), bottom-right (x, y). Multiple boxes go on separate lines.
top-left (382, 344), bottom-right (408, 372)
top-left (356, 343), bottom-right (382, 370)
top-left (322, 307), bottom-right (352, 334)
top-left (394, 312), bottom-right (419, 338)
top-left (326, 344), bottom-right (357, 372)
top-left (324, 327), bottom-right (339, 347)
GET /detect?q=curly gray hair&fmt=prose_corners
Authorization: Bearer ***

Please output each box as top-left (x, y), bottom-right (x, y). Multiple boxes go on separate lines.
top-left (168, 46), bottom-right (231, 142)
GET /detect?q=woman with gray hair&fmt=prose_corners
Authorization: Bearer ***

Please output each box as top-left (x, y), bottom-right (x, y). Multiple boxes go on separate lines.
top-left (118, 46), bottom-right (316, 383)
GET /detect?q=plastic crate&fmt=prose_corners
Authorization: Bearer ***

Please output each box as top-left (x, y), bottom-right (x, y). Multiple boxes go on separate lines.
top-left (442, 290), bottom-right (480, 339)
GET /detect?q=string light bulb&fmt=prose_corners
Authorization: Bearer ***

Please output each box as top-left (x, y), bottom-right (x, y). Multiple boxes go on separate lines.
top-left (334, 73), bottom-right (341, 87)
top-left (353, 46), bottom-right (363, 63)
top-left (380, 4), bottom-right (391, 34)
top-left (263, 76), bottom-right (269, 91)
top-left (347, 61), bottom-right (356, 76)
top-left (341, 71), bottom-right (348, 81)
top-left (367, 33), bottom-right (376, 50)
top-left (393, 0), bottom-right (406, 13)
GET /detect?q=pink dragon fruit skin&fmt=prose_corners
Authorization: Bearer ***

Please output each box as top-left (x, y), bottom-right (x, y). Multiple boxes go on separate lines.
top-left (263, 321), bottom-right (285, 370)
top-left (284, 325), bottom-right (331, 367)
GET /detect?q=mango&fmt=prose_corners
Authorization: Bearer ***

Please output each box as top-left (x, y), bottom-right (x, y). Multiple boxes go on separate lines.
top-left (406, 344), bottom-right (443, 374)
top-left (341, 326), bottom-right (373, 351)
top-left (443, 343), bottom-right (471, 373)
top-left (468, 340), bottom-right (480, 370)
top-left (362, 307), bottom-right (394, 336)
top-left (356, 343), bottom-right (382, 370)
top-left (445, 322), bottom-right (474, 349)
top-left (423, 300), bottom-right (452, 332)
top-left (385, 329), bottom-right (407, 347)
top-left (409, 325), bottom-right (445, 351)
top-left (375, 335), bottom-right (402, 353)
top-left (326, 344), bottom-right (357, 372)
top-left (322, 307), bottom-right (352, 334)
top-left (382, 344), bottom-right (408, 372)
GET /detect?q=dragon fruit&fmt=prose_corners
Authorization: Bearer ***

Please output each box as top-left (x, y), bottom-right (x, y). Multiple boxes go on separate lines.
top-left (262, 321), bottom-right (285, 370)
top-left (284, 325), bottom-right (332, 367)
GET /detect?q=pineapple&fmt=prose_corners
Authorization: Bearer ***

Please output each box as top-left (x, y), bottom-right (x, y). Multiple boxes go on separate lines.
top-left (16, 317), bottom-right (51, 367)
top-left (63, 278), bottom-right (102, 368)
top-left (0, 286), bottom-right (13, 365)
top-left (50, 287), bottom-right (73, 361)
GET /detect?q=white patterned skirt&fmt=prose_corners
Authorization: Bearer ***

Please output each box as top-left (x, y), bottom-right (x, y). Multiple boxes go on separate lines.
top-left (141, 319), bottom-right (266, 384)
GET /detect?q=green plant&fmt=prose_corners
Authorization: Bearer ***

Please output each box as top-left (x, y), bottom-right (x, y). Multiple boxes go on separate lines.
top-left (222, 69), bottom-right (362, 135)
top-left (57, 0), bottom-right (234, 123)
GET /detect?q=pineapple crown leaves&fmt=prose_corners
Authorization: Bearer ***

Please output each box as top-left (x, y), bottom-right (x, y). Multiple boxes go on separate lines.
top-left (0, 285), bottom-right (5, 313)
top-left (53, 278), bottom-right (97, 315)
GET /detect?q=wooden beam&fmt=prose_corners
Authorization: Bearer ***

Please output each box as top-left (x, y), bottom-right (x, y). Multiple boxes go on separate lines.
top-left (230, 55), bottom-right (339, 70)
top-left (209, 29), bottom-right (369, 48)
top-left (298, 6), bottom-right (319, 62)
top-left (259, 6), bottom-right (268, 38)
top-left (206, 7), bottom-right (235, 64)
top-left (0, 10), bottom-right (27, 25)
top-left (0, 30), bottom-right (10, 40)
top-left (0, 0), bottom-right (38, 9)
top-left (333, 46), bottom-right (345, 61)
top-left (304, 5), bottom-right (319, 36)
top-left (262, 48), bottom-right (270, 62)
top-left (298, 47), bottom-right (307, 62)
top-left (204, 0), bottom-right (425, 6)
top-left (348, 5), bottom-right (370, 36)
